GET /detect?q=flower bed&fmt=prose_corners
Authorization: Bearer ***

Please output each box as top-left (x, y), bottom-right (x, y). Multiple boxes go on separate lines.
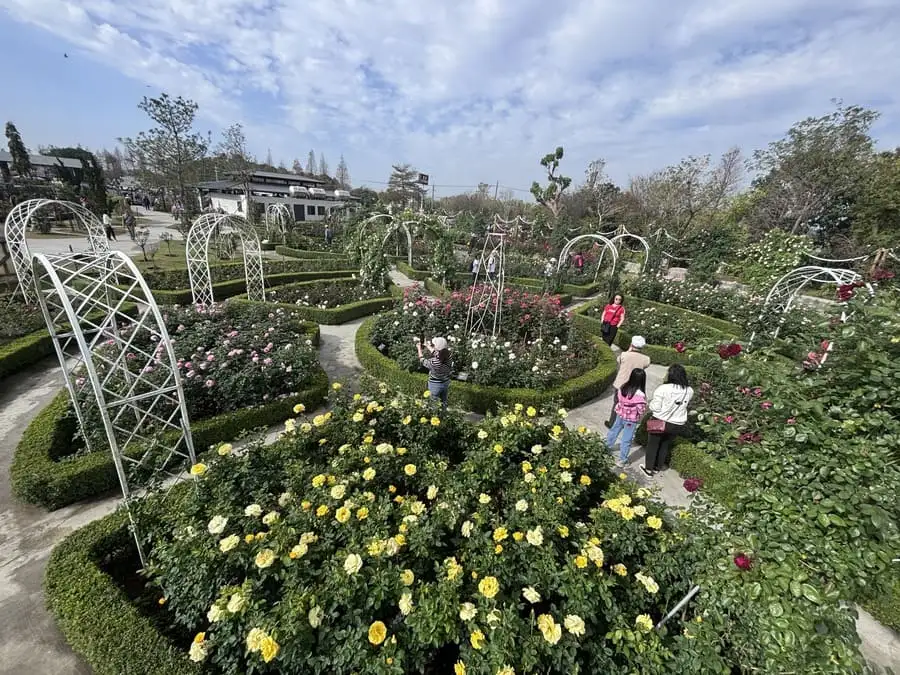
top-left (265, 279), bottom-right (396, 324)
top-left (357, 317), bottom-right (616, 413)
top-left (140, 259), bottom-right (352, 291)
top-left (274, 245), bottom-right (350, 262)
top-left (0, 296), bottom-right (46, 345)
top-left (148, 269), bottom-right (355, 305)
top-left (46, 385), bottom-right (869, 673)
top-left (368, 286), bottom-right (596, 391)
top-left (11, 302), bottom-right (328, 509)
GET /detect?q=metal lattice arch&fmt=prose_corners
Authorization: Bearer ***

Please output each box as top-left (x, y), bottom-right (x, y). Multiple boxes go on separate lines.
top-left (186, 213), bottom-right (265, 306)
top-left (358, 213), bottom-right (415, 267)
top-left (31, 250), bottom-right (196, 564)
top-left (466, 231), bottom-right (506, 338)
top-left (557, 234), bottom-right (619, 281)
top-left (763, 265), bottom-right (863, 338)
top-left (598, 231), bottom-right (651, 274)
top-left (265, 203), bottom-right (292, 242)
top-left (4, 198), bottom-right (109, 303)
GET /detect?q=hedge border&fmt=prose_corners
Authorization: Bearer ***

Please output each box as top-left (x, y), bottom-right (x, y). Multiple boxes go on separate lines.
top-left (355, 316), bottom-right (617, 414)
top-left (45, 507), bottom-right (198, 675)
top-left (148, 269), bottom-right (355, 305)
top-left (11, 318), bottom-right (329, 510)
top-left (253, 280), bottom-right (398, 325)
top-left (395, 261), bottom-right (430, 281)
top-left (448, 272), bottom-right (603, 298)
top-left (274, 245), bottom-right (348, 260)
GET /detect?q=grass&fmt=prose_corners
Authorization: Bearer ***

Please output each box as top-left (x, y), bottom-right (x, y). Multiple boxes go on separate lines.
top-left (131, 240), bottom-right (189, 272)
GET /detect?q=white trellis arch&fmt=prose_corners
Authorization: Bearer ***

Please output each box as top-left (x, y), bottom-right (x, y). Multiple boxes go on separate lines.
top-left (4, 198), bottom-right (109, 303)
top-left (466, 232), bottom-right (506, 338)
top-left (358, 213), bottom-right (415, 266)
top-left (31, 250), bottom-right (196, 565)
top-left (762, 265), bottom-right (864, 339)
top-left (603, 232), bottom-right (651, 274)
top-left (186, 213), bottom-right (265, 306)
top-left (558, 234), bottom-right (618, 281)
top-left (265, 203), bottom-right (293, 242)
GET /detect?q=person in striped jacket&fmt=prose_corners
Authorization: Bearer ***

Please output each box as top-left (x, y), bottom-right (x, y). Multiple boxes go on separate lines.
top-left (416, 336), bottom-right (453, 410)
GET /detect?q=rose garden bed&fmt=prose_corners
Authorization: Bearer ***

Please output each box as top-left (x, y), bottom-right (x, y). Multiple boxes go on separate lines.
top-left (45, 384), bottom-right (874, 674)
top-left (265, 279), bottom-right (399, 324)
top-left (11, 301), bottom-right (329, 510)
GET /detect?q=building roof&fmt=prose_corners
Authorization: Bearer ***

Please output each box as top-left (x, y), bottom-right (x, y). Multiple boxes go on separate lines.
top-left (230, 169), bottom-right (326, 184)
top-left (0, 150), bottom-right (83, 169)
top-left (197, 179), bottom-right (357, 200)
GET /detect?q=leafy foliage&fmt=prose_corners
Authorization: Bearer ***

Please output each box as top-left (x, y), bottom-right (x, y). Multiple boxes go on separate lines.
top-left (530, 147), bottom-right (572, 218)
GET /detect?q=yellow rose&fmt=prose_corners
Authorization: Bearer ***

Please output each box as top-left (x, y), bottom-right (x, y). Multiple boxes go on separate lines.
top-left (521, 461), bottom-right (532, 473)
top-left (620, 506), bottom-right (635, 521)
top-left (330, 484), bottom-right (347, 500)
top-left (368, 620), bottom-right (387, 645)
top-left (512, 531), bottom-right (524, 542)
top-left (399, 591), bottom-right (414, 616)
top-left (217, 443), bottom-right (233, 456)
top-left (259, 635), bottom-right (280, 663)
top-left (446, 557), bottom-right (463, 581)
top-left (301, 500), bottom-right (312, 511)
top-left (396, 446), bottom-right (408, 455)
top-left (402, 415), bottom-right (411, 425)
top-left (404, 463), bottom-right (417, 476)
top-left (557, 525), bottom-right (569, 538)
top-left (470, 630), bottom-right (485, 650)
top-left (356, 507), bottom-right (369, 520)
top-left (352, 412), bottom-right (365, 422)
top-left (189, 463), bottom-right (207, 476)
top-left (313, 414), bottom-right (327, 427)
top-left (244, 534), bottom-right (254, 544)
top-left (454, 662), bottom-right (467, 675)
top-left (246, 627), bottom-right (266, 652)
top-left (335, 507), bottom-right (351, 523)
top-left (219, 534), bottom-right (240, 553)
top-left (613, 563), bottom-right (628, 576)
top-left (361, 466), bottom-right (377, 481)
top-left (493, 526), bottom-right (508, 542)
top-left (400, 569), bottom-right (415, 586)
top-left (255, 548), bottom-right (276, 569)
top-left (646, 515), bottom-right (663, 530)
top-left (478, 575), bottom-right (499, 599)
top-left (635, 614), bottom-right (653, 633)
top-left (537, 614), bottom-right (562, 644)
top-left (332, 382), bottom-right (342, 390)
top-left (564, 614), bottom-right (585, 637)
top-left (574, 555), bottom-right (588, 569)
top-left (494, 544), bottom-right (503, 554)
top-left (312, 474), bottom-right (326, 488)
top-left (559, 458), bottom-right (571, 468)
top-left (478, 493), bottom-right (491, 504)
top-left (293, 403), bottom-right (306, 414)
top-left (579, 475), bottom-right (591, 486)
top-left (526, 406), bottom-right (537, 417)
top-left (430, 416), bottom-right (441, 426)
top-left (289, 543), bottom-right (308, 559)
top-left (316, 505), bottom-right (329, 517)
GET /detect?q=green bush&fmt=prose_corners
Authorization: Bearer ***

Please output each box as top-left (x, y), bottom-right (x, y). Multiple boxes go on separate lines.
top-left (252, 280), bottom-right (397, 325)
top-left (355, 316), bottom-right (617, 413)
top-left (0, 330), bottom-right (55, 381)
top-left (275, 245), bottom-right (349, 261)
top-left (149, 270), bottom-right (355, 305)
top-left (395, 261), bottom-right (429, 281)
top-left (45, 507), bottom-right (198, 675)
top-left (140, 259), bottom-right (350, 291)
top-left (11, 368), bottom-right (330, 510)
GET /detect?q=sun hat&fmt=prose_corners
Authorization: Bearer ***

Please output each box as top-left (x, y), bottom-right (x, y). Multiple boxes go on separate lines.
top-left (631, 335), bottom-right (646, 349)
top-left (432, 337), bottom-right (448, 351)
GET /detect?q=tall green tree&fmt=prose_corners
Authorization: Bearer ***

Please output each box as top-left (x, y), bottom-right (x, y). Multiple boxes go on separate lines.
top-left (749, 103), bottom-right (877, 238)
top-left (5, 122), bottom-right (31, 177)
top-left (43, 147), bottom-right (108, 214)
top-left (335, 155), bottom-right (351, 188)
top-left (384, 163), bottom-right (425, 206)
top-left (306, 150), bottom-right (317, 175)
top-left (852, 149), bottom-right (900, 248)
top-left (530, 146), bottom-right (571, 218)
top-left (319, 152), bottom-right (329, 177)
top-left (119, 93), bottom-right (209, 232)
top-left (216, 123), bottom-right (255, 220)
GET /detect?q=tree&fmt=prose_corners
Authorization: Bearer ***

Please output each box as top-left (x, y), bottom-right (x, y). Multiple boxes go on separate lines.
top-left (582, 159), bottom-right (623, 224)
top-left (351, 186), bottom-right (378, 208)
top-left (852, 149), bottom-right (900, 248)
top-left (530, 147), bottom-right (572, 218)
top-left (216, 123), bottom-right (255, 222)
top-left (265, 148), bottom-right (273, 166)
top-left (43, 147), bottom-right (108, 214)
top-left (335, 155), bottom-right (351, 188)
top-left (629, 148), bottom-right (742, 242)
top-left (319, 152), bottom-right (329, 177)
top-left (748, 103), bottom-right (877, 238)
top-left (292, 158), bottom-right (303, 174)
top-left (119, 93), bottom-right (209, 232)
top-left (384, 164), bottom-right (425, 206)
top-left (5, 122), bottom-right (31, 177)
top-left (306, 150), bottom-right (317, 175)
top-left (100, 148), bottom-right (125, 188)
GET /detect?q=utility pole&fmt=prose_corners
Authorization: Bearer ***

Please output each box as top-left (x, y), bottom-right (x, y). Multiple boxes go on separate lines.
top-left (432, 184), bottom-right (435, 206)
top-left (494, 181), bottom-right (499, 200)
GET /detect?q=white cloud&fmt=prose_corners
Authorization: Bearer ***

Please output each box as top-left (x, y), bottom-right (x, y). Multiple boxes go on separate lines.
top-left (2, 0), bottom-right (898, 193)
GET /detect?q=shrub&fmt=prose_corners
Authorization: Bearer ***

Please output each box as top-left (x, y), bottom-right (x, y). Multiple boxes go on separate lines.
top-left (264, 280), bottom-right (396, 324)
top-left (140, 259), bottom-right (352, 291)
top-left (275, 245), bottom-right (349, 260)
top-left (149, 270), bottom-right (355, 305)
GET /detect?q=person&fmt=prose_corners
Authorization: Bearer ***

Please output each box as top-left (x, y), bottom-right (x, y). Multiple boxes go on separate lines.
top-left (123, 210), bottom-right (136, 241)
top-left (606, 367), bottom-right (647, 466)
top-left (487, 253), bottom-right (497, 280)
top-left (142, 195), bottom-right (151, 211)
top-left (102, 212), bottom-right (116, 241)
top-left (642, 364), bottom-right (694, 476)
top-left (606, 335), bottom-right (650, 427)
top-left (416, 336), bottom-right (452, 410)
top-left (470, 257), bottom-right (481, 283)
top-left (600, 294), bottom-right (626, 346)
top-left (574, 252), bottom-right (584, 274)
top-left (325, 224), bottom-right (333, 246)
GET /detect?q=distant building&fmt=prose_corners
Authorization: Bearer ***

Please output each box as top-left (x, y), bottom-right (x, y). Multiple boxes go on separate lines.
top-left (0, 150), bottom-right (82, 180)
top-left (196, 170), bottom-right (357, 222)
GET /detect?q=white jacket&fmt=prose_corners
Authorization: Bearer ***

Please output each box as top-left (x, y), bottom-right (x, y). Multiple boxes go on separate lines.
top-left (648, 384), bottom-right (694, 425)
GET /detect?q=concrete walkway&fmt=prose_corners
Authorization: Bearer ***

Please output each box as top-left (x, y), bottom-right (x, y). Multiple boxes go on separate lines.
top-left (0, 267), bottom-right (897, 673)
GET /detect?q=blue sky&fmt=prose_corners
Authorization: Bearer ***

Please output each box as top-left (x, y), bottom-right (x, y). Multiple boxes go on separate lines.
top-left (2, 0), bottom-right (899, 197)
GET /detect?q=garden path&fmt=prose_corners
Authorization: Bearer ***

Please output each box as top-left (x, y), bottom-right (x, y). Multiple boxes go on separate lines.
top-left (0, 268), bottom-right (896, 673)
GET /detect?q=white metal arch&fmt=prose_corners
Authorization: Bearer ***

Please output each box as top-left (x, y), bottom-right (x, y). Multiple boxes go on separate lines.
top-left (186, 213), bottom-right (265, 306)
top-left (557, 234), bottom-right (618, 280)
top-left (265, 203), bottom-right (292, 242)
top-left (607, 233), bottom-right (651, 273)
top-left (4, 198), bottom-right (109, 303)
top-left (381, 220), bottom-right (414, 267)
top-left (763, 265), bottom-right (863, 338)
top-left (31, 250), bottom-right (196, 565)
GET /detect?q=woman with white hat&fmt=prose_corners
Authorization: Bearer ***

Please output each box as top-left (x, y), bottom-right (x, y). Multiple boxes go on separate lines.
top-left (416, 336), bottom-right (453, 410)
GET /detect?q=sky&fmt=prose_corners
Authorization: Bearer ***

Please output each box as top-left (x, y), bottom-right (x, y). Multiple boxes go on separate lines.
top-left (1, 0), bottom-right (899, 198)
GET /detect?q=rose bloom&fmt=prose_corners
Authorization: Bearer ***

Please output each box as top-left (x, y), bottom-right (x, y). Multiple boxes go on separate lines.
top-left (734, 553), bottom-right (753, 571)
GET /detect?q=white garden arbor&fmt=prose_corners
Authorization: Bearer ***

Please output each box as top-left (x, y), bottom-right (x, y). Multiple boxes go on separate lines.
top-left (4, 198), bottom-right (109, 303)
top-left (358, 213), bottom-right (414, 267)
top-left (557, 234), bottom-right (618, 281)
top-left (31, 250), bottom-right (196, 565)
top-left (186, 213), bottom-right (265, 306)
top-left (598, 229), bottom-right (651, 275)
top-left (264, 203), bottom-right (293, 242)
top-left (465, 230), bottom-right (506, 338)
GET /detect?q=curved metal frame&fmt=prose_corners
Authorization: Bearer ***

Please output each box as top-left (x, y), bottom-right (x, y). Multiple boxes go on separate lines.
top-left (186, 213), bottom-right (265, 306)
top-left (381, 221), bottom-right (414, 267)
top-left (4, 198), bottom-right (109, 303)
top-left (607, 232), bottom-right (650, 273)
top-left (265, 203), bottom-right (292, 242)
top-left (466, 232), bottom-right (506, 338)
top-left (763, 265), bottom-right (863, 338)
top-left (31, 250), bottom-right (196, 565)
top-left (558, 234), bottom-right (618, 281)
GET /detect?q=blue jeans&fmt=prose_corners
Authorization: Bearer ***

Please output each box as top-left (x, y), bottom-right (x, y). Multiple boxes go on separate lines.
top-left (606, 417), bottom-right (637, 462)
top-left (428, 380), bottom-right (449, 410)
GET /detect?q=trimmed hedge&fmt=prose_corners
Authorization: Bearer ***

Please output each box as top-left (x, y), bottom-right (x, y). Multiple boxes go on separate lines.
top-left (0, 330), bottom-right (55, 382)
top-left (45, 507), bottom-right (198, 675)
top-left (140, 259), bottom-right (350, 291)
top-left (11, 366), bottom-right (329, 511)
top-left (355, 316), bottom-right (617, 414)
top-left (451, 273), bottom-right (603, 298)
top-left (395, 261), bottom-right (430, 281)
top-left (275, 245), bottom-right (348, 261)
top-left (255, 281), bottom-right (397, 325)
top-left (149, 270), bottom-right (355, 305)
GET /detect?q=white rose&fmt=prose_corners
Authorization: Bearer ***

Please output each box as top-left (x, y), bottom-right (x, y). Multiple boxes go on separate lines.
top-left (308, 606), bottom-right (324, 628)
top-left (244, 504), bottom-right (262, 517)
top-left (344, 553), bottom-right (363, 575)
top-left (207, 604), bottom-right (225, 622)
top-left (522, 587), bottom-right (541, 604)
top-left (399, 591), bottom-right (414, 616)
top-left (515, 499), bottom-right (529, 512)
top-left (226, 592), bottom-right (245, 613)
top-left (459, 602), bottom-right (478, 621)
top-left (526, 526), bottom-right (544, 546)
top-left (461, 521), bottom-right (474, 537)
top-left (207, 515), bottom-right (228, 535)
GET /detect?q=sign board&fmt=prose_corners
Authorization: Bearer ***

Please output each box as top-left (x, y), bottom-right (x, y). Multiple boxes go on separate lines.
top-left (417, 173), bottom-right (429, 185)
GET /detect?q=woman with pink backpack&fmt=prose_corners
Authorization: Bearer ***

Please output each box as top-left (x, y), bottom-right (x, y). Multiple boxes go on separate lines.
top-left (606, 368), bottom-right (647, 466)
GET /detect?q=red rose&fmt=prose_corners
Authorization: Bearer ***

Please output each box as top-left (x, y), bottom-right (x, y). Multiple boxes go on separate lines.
top-left (683, 477), bottom-right (703, 493)
top-left (674, 341), bottom-right (686, 353)
top-left (872, 268), bottom-right (894, 281)
top-left (733, 553), bottom-right (752, 571)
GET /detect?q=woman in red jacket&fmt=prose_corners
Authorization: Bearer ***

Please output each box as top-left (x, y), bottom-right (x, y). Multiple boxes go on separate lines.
top-left (600, 294), bottom-right (626, 346)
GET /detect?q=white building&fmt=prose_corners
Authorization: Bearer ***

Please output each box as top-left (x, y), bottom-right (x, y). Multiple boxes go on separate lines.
top-left (196, 170), bottom-right (357, 222)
